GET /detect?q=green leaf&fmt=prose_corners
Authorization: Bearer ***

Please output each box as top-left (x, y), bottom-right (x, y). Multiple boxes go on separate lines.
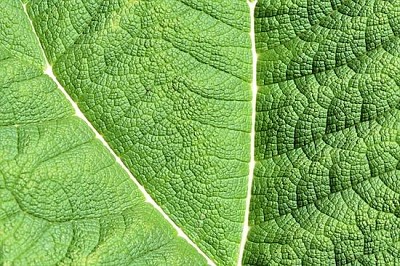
top-left (25, 0), bottom-right (252, 265)
top-left (1, 0), bottom-right (252, 265)
top-left (1, 0), bottom-right (400, 265)
top-left (0, 1), bottom-right (208, 265)
top-left (244, 0), bottom-right (400, 265)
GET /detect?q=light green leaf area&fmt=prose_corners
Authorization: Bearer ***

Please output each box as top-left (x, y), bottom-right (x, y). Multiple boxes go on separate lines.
top-left (1, 0), bottom-right (253, 265)
top-left (0, 1), bottom-right (206, 265)
top-left (25, 0), bottom-right (252, 264)
top-left (245, 0), bottom-right (400, 265)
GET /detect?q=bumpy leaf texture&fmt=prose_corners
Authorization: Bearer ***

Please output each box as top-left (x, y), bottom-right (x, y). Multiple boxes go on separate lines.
top-left (1, 0), bottom-right (400, 265)
top-left (0, 0), bottom-right (209, 265)
top-left (245, 0), bottom-right (400, 265)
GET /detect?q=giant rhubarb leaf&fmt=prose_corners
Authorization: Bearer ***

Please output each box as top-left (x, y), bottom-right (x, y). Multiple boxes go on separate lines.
top-left (1, 0), bottom-right (399, 265)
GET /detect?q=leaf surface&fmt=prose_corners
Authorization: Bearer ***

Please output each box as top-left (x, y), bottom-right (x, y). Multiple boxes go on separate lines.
top-left (0, 1), bottom-right (207, 265)
top-left (245, 0), bottom-right (400, 264)
top-left (24, 0), bottom-right (253, 264)
top-left (1, 0), bottom-right (400, 265)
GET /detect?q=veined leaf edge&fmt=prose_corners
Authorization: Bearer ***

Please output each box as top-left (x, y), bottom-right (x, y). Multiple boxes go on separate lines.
top-left (237, 1), bottom-right (257, 266)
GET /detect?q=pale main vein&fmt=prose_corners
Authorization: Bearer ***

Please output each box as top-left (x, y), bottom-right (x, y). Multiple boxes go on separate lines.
top-left (238, 1), bottom-right (258, 265)
top-left (21, 2), bottom-right (215, 265)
